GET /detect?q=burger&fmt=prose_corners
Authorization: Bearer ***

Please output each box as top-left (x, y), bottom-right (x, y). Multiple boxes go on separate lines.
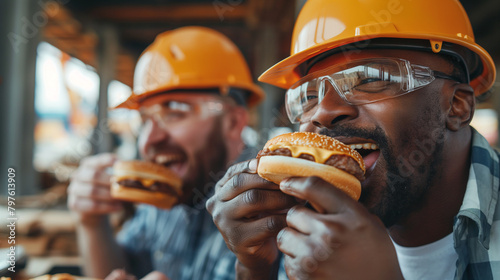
top-left (110, 160), bottom-right (183, 209)
top-left (30, 274), bottom-right (99, 280)
top-left (256, 132), bottom-right (365, 200)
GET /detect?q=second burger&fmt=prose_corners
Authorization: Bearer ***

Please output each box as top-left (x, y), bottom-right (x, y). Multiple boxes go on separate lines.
top-left (110, 160), bottom-right (182, 209)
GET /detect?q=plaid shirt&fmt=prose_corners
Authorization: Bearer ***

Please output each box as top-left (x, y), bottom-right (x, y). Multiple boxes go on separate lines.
top-left (454, 129), bottom-right (500, 279)
top-left (117, 204), bottom-right (235, 280)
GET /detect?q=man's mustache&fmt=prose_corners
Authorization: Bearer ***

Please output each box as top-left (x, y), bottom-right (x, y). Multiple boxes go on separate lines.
top-left (145, 145), bottom-right (187, 160)
top-left (318, 125), bottom-right (390, 151)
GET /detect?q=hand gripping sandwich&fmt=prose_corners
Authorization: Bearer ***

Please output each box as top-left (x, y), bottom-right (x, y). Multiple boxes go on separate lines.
top-left (256, 132), bottom-right (365, 200)
top-left (29, 274), bottom-right (99, 280)
top-left (111, 160), bottom-right (183, 209)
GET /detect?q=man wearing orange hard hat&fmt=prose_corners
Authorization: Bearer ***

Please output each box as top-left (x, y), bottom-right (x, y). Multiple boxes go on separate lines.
top-left (68, 26), bottom-right (264, 279)
top-left (208, 0), bottom-right (499, 279)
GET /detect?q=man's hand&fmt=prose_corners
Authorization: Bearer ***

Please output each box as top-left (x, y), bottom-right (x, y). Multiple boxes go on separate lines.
top-left (277, 176), bottom-right (403, 280)
top-left (206, 159), bottom-right (298, 280)
top-left (68, 154), bottom-right (129, 277)
top-left (104, 269), bottom-right (137, 280)
top-left (105, 269), bottom-right (170, 280)
top-left (140, 272), bottom-right (170, 280)
top-left (67, 153), bottom-right (123, 223)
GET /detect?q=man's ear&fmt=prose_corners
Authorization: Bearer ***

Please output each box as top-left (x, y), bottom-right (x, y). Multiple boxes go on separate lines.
top-left (223, 106), bottom-right (249, 140)
top-left (446, 83), bottom-right (475, 131)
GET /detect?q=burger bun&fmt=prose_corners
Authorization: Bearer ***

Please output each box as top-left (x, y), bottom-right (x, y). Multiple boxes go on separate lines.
top-left (111, 160), bottom-right (182, 209)
top-left (258, 155), bottom-right (361, 200)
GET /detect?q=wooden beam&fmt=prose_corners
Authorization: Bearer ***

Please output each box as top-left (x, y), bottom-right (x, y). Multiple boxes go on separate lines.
top-left (43, 31), bottom-right (97, 47)
top-left (90, 4), bottom-right (248, 22)
top-left (43, 21), bottom-right (82, 38)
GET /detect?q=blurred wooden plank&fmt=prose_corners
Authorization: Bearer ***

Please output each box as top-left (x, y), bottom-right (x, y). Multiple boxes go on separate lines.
top-left (43, 21), bottom-right (82, 38)
top-left (91, 4), bottom-right (248, 22)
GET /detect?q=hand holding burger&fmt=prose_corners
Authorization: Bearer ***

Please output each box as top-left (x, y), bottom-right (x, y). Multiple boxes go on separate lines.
top-left (260, 134), bottom-right (402, 279)
top-left (256, 132), bottom-right (365, 200)
top-left (110, 160), bottom-right (182, 209)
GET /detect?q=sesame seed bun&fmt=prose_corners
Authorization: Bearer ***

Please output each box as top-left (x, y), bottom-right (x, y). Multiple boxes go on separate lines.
top-left (257, 132), bottom-right (364, 200)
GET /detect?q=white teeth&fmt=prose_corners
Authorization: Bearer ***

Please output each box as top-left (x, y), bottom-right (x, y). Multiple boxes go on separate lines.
top-left (349, 143), bottom-right (379, 150)
top-left (155, 155), bottom-right (182, 165)
top-left (156, 155), bottom-right (168, 164)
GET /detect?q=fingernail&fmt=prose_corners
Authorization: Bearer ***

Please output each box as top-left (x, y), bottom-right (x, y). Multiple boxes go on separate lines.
top-left (248, 159), bottom-right (257, 172)
top-left (277, 228), bottom-right (286, 242)
top-left (280, 178), bottom-right (290, 191)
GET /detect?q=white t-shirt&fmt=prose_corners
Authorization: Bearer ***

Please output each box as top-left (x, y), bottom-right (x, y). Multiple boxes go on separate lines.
top-left (392, 233), bottom-right (458, 280)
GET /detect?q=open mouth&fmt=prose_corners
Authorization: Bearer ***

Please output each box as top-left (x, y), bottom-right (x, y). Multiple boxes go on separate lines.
top-left (348, 143), bottom-right (379, 156)
top-left (348, 142), bottom-right (380, 171)
top-left (155, 154), bottom-right (185, 165)
top-left (154, 154), bottom-right (187, 176)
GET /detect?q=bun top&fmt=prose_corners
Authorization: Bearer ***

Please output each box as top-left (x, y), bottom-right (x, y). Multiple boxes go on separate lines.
top-left (113, 160), bottom-right (182, 189)
top-left (30, 274), bottom-right (98, 280)
top-left (264, 132), bottom-right (365, 171)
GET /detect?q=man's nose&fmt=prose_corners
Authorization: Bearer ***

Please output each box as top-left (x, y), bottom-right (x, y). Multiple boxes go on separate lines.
top-left (309, 84), bottom-right (359, 129)
top-left (139, 118), bottom-right (171, 152)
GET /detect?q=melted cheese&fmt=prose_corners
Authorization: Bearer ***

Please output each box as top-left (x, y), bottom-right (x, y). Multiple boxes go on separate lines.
top-left (141, 179), bottom-right (155, 187)
top-left (113, 176), bottom-right (157, 188)
top-left (268, 144), bottom-right (346, 164)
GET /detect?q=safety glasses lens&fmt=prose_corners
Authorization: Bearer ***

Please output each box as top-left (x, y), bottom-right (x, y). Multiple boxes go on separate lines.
top-left (285, 59), bottom-right (418, 123)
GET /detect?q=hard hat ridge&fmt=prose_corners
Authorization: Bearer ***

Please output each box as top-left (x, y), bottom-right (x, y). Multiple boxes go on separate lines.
top-left (115, 26), bottom-right (264, 109)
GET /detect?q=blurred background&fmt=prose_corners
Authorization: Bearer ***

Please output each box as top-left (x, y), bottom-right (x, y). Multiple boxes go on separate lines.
top-left (0, 0), bottom-right (499, 277)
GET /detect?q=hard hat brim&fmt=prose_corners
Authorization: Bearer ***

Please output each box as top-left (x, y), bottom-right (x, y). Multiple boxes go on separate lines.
top-left (258, 33), bottom-right (496, 96)
top-left (112, 83), bottom-right (265, 110)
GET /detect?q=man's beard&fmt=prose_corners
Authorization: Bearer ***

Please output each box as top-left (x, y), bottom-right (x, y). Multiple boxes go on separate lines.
top-left (183, 117), bottom-right (228, 208)
top-left (319, 120), bottom-right (445, 227)
top-left (370, 128), bottom-right (445, 227)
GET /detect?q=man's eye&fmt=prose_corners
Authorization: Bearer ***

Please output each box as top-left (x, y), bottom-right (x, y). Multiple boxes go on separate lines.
top-left (302, 92), bottom-right (319, 111)
top-left (306, 90), bottom-right (319, 99)
top-left (354, 79), bottom-right (393, 93)
top-left (299, 92), bottom-right (318, 103)
top-left (163, 111), bottom-right (187, 121)
top-left (357, 78), bottom-right (382, 85)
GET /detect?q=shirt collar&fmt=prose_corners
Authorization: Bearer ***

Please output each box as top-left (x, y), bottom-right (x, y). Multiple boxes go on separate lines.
top-left (455, 128), bottom-right (499, 249)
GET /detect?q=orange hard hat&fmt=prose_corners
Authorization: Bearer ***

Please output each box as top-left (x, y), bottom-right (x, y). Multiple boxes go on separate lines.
top-left (259, 0), bottom-right (496, 97)
top-left (115, 26), bottom-right (264, 109)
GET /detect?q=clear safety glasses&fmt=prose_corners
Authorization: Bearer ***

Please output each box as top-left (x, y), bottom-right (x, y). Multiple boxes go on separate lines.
top-left (139, 98), bottom-right (226, 130)
top-left (285, 58), bottom-right (461, 124)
